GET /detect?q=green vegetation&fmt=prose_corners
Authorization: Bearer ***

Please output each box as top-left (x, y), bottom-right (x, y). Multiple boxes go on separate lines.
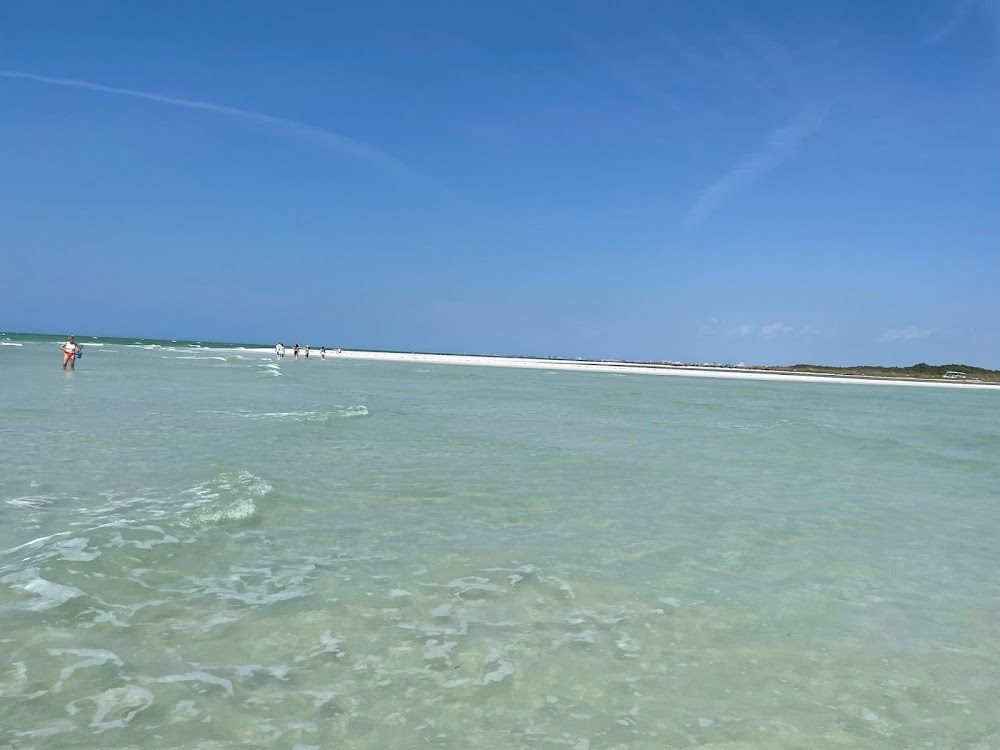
top-left (764, 362), bottom-right (1000, 383)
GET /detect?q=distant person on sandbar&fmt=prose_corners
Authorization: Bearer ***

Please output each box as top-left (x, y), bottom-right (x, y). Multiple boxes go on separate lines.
top-left (59, 336), bottom-right (77, 370)
top-left (275, 342), bottom-right (285, 359)
top-left (320, 346), bottom-right (326, 360)
top-left (336, 347), bottom-right (342, 354)
top-left (305, 345), bottom-right (310, 359)
top-left (293, 344), bottom-right (299, 360)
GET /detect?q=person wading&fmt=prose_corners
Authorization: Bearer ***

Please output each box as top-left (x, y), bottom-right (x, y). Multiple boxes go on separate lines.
top-left (59, 336), bottom-right (77, 371)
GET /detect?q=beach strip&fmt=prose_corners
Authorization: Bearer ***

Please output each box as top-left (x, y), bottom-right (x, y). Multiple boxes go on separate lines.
top-left (269, 349), bottom-right (999, 390)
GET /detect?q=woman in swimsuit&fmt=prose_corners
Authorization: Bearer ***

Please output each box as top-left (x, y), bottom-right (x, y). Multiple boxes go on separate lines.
top-left (60, 336), bottom-right (77, 370)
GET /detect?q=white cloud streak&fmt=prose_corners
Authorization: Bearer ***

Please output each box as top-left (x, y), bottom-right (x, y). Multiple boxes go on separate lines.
top-left (0, 69), bottom-right (429, 185)
top-left (926, 0), bottom-right (1000, 49)
top-left (699, 319), bottom-right (816, 338)
top-left (925, 0), bottom-right (982, 44)
top-left (759, 322), bottom-right (794, 337)
top-left (682, 101), bottom-right (831, 234)
top-left (880, 326), bottom-right (936, 342)
top-left (987, 0), bottom-right (1000, 46)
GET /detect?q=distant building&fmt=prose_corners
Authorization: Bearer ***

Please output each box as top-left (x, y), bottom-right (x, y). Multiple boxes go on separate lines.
top-left (943, 371), bottom-right (967, 379)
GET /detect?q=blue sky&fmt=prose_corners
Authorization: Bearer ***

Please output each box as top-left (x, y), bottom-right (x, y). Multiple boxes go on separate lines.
top-left (2, 0), bottom-right (998, 366)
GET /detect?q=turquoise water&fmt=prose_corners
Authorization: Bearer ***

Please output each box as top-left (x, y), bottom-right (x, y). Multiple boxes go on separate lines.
top-left (1, 333), bottom-right (998, 749)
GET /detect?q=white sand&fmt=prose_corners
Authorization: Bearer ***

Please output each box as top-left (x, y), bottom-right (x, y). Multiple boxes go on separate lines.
top-left (271, 348), bottom-right (998, 390)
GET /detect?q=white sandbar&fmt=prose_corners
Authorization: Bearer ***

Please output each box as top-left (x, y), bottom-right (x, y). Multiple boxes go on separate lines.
top-left (271, 349), bottom-right (999, 390)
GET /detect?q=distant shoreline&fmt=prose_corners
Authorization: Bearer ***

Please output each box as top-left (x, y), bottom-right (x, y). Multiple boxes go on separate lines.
top-left (4, 332), bottom-right (997, 389)
top-left (328, 349), bottom-right (1000, 390)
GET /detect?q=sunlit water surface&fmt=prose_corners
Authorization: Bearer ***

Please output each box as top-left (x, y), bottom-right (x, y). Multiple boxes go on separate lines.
top-left (1, 334), bottom-right (998, 749)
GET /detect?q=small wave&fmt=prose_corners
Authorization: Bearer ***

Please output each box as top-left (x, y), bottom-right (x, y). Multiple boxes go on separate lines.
top-left (209, 406), bottom-right (368, 422)
top-left (1, 569), bottom-right (87, 611)
top-left (714, 421), bottom-right (780, 432)
top-left (1, 341), bottom-right (24, 346)
top-left (174, 470), bottom-right (270, 528)
top-left (160, 355), bottom-right (229, 361)
top-left (43, 471), bottom-right (273, 531)
top-left (177, 497), bottom-right (257, 527)
top-left (5, 495), bottom-right (57, 509)
top-left (284, 406), bottom-right (368, 422)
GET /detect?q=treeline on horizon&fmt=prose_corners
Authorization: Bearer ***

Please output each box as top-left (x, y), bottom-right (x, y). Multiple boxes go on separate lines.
top-left (770, 362), bottom-right (1000, 382)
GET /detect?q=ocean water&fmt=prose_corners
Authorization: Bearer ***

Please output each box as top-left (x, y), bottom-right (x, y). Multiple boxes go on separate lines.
top-left (1, 333), bottom-right (998, 749)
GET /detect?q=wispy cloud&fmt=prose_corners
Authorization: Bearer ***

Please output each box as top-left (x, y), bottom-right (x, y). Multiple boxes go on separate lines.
top-left (985, 0), bottom-right (1000, 47)
top-left (682, 101), bottom-right (831, 234)
top-left (0, 69), bottom-right (432, 186)
top-left (926, 0), bottom-right (1000, 48)
top-left (926, 0), bottom-right (982, 44)
top-left (759, 322), bottom-right (794, 337)
top-left (699, 319), bottom-right (817, 338)
top-left (880, 326), bottom-right (937, 342)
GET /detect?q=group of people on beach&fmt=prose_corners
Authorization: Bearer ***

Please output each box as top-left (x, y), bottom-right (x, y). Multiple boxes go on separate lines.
top-left (274, 343), bottom-right (341, 360)
top-left (58, 336), bottom-right (83, 370)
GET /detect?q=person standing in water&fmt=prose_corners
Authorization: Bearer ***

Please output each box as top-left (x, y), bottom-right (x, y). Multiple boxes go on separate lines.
top-left (59, 336), bottom-right (77, 370)
top-left (320, 346), bottom-right (326, 360)
top-left (293, 344), bottom-right (299, 360)
top-left (275, 342), bottom-right (285, 359)
top-left (305, 345), bottom-right (310, 359)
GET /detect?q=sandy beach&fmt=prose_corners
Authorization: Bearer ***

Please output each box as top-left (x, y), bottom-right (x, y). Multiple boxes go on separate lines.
top-left (285, 348), bottom-right (1000, 390)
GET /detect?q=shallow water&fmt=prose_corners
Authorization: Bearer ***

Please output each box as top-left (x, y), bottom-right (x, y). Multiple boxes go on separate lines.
top-left (2, 333), bottom-right (999, 748)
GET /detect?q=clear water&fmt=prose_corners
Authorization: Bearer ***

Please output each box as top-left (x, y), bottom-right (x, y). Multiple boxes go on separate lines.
top-left (1, 333), bottom-right (998, 749)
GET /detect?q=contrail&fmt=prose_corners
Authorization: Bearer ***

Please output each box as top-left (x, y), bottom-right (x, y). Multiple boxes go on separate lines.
top-left (682, 102), bottom-right (830, 234)
top-left (925, 0), bottom-right (980, 44)
top-left (0, 69), bottom-right (427, 184)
